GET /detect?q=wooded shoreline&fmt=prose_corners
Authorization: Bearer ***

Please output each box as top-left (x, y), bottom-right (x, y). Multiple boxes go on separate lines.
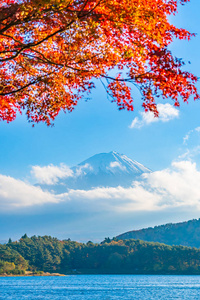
top-left (2, 235), bottom-right (200, 276)
top-left (0, 272), bottom-right (65, 277)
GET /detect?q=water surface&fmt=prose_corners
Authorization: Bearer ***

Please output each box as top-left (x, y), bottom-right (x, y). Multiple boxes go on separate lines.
top-left (1, 275), bottom-right (200, 299)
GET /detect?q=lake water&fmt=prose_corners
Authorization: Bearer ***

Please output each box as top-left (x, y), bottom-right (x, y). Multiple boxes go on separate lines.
top-left (1, 275), bottom-right (200, 299)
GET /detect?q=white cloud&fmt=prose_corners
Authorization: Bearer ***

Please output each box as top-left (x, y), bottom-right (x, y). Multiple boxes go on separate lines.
top-left (107, 161), bottom-right (127, 171)
top-left (183, 126), bottom-right (200, 145)
top-left (2, 160), bottom-right (200, 215)
top-left (31, 163), bottom-right (73, 185)
top-left (143, 160), bottom-right (200, 208)
top-left (75, 163), bottom-right (93, 176)
top-left (178, 146), bottom-right (200, 161)
top-left (58, 184), bottom-right (162, 212)
top-left (179, 127), bottom-right (200, 160)
top-left (129, 103), bottom-right (179, 129)
top-left (0, 174), bottom-right (60, 210)
top-left (59, 160), bottom-right (200, 212)
top-left (183, 134), bottom-right (190, 144)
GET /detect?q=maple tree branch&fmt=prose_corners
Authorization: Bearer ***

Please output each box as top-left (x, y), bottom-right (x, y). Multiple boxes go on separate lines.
top-left (101, 73), bottom-right (147, 82)
top-left (0, 0), bottom-right (198, 126)
top-left (0, 0), bottom-right (104, 45)
top-left (20, 48), bottom-right (101, 70)
top-left (0, 24), bottom-right (74, 62)
top-left (0, 80), bottom-right (41, 96)
top-left (0, 6), bottom-right (18, 23)
top-left (0, 70), bottom-right (58, 96)
top-left (0, 48), bottom-right (24, 62)
top-left (21, 51), bottom-right (64, 67)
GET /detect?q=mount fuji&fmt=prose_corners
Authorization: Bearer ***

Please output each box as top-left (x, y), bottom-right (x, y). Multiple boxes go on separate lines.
top-left (71, 151), bottom-right (151, 186)
top-left (38, 151), bottom-right (151, 193)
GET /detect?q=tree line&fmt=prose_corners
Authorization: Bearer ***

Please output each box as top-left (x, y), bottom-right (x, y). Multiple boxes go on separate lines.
top-left (1, 234), bottom-right (200, 275)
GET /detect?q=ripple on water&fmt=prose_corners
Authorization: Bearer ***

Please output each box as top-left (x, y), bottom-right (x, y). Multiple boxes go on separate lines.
top-left (1, 275), bottom-right (200, 300)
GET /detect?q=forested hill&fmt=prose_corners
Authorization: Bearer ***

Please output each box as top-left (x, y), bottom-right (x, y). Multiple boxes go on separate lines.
top-left (116, 219), bottom-right (200, 248)
top-left (2, 235), bottom-right (200, 275)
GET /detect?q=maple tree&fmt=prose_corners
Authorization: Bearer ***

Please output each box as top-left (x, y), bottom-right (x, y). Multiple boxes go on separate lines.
top-left (0, 0), bottom-right (199, 125)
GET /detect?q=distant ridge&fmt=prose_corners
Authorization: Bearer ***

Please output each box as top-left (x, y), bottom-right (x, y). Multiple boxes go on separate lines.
top-left (116, 219), bottom-right (200, 248)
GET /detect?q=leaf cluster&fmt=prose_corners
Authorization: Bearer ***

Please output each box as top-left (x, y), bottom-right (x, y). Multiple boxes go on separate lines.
top-left (0, 0), bottom-right (198, 124)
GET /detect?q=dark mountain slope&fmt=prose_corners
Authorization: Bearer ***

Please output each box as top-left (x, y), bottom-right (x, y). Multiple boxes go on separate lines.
top-left (116, 219), bottom-right (200, 248)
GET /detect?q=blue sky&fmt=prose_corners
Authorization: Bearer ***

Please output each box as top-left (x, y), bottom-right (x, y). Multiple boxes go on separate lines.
top-left (1, 1), bottom-right (200, 242)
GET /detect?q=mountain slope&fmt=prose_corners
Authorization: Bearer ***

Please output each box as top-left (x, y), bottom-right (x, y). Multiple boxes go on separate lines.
top-left (69, 151), bottom-right (151, 189)
top-left (116, 219), bottom-right (200, 248)
top-left (73, 151), bottom-right (150, 176)
top-left (38, 151), bottom-right (151, 192)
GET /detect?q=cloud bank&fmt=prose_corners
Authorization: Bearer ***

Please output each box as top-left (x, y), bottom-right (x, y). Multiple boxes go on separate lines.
top-left (1, 160), bottom-right (200, 215)
top-left (0, 174), bottom-right (59, 210)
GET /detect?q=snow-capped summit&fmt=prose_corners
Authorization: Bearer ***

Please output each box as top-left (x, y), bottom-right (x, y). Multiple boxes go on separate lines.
top-left (72, 151), bottom-right (151, 177)
top-left (37, 152), bottom-right (151, 193)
